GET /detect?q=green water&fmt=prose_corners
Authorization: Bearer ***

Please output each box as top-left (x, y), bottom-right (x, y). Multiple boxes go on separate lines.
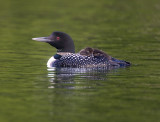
top-left (0, 0), bottom-right (160, 122)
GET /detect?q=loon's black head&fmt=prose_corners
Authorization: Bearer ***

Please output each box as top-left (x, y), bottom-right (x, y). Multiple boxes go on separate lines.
top-left (32, 31), bottom-right (75, 53)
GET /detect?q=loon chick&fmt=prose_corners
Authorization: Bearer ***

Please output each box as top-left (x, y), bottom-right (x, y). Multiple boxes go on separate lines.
top-left (32, 31), bottom-right (131, 68)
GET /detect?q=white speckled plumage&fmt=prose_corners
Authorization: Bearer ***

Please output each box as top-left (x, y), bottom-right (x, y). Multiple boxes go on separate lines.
top-left (48, 53), bottom-right (111, 68)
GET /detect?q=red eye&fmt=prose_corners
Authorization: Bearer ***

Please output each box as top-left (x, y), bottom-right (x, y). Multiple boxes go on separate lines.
top-left (56, 37), bottom-right (60, 40)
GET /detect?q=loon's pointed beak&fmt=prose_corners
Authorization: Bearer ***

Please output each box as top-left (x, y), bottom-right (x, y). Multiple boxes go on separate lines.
top-left (32, 37), bottom-right (51, 42)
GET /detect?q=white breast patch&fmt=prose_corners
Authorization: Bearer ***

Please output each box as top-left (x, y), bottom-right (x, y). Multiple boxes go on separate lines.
top-left (47, 56), bottom-right (56, 67)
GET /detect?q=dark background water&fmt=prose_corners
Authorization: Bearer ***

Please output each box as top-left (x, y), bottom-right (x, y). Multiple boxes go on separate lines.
top-left (0, 0), bottom-right (160, 122)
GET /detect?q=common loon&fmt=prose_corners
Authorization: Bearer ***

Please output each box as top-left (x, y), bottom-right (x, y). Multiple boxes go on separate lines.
top-left (32, 31), bottom-right (131, 68)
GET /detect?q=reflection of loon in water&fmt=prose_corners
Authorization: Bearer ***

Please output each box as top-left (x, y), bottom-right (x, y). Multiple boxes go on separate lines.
top-left (47, 67), bottom-right (124, 89)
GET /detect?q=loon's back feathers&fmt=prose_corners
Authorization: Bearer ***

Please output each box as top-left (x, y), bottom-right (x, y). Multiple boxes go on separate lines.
top-left (56, 47), bottom-right (110, 60)
top-left (32, 31), bottom-right (131, 68)
top-left (51, 47), bottom-right (130, 68)
top-left (52, 53), bottom-right (110, 68)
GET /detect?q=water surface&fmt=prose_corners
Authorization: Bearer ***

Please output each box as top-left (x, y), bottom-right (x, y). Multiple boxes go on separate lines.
top-left (0, 0), bottom-right (160, 122)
